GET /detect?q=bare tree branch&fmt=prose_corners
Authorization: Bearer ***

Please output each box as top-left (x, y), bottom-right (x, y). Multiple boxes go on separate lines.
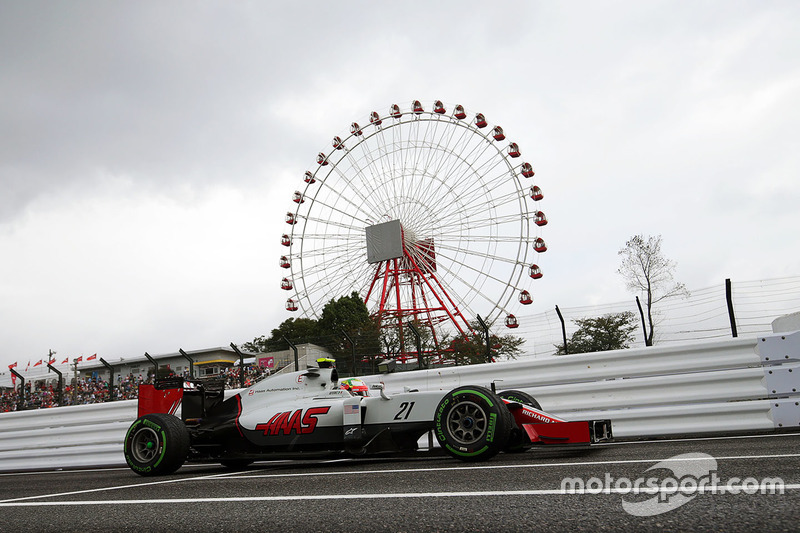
top-left (617, 234), bottom-right (689, 345)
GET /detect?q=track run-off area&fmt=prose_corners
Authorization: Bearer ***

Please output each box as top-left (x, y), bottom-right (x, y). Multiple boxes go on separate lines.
top-left (1, 433), bottom-right (799, 532)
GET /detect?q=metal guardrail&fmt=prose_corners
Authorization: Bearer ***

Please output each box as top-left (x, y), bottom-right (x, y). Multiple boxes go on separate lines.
top-left (0, 331), bottom-right (798, 472)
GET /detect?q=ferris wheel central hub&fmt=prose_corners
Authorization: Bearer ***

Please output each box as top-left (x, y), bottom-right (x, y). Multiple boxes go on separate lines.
top-left (365, 219), bottom-right (405, 264)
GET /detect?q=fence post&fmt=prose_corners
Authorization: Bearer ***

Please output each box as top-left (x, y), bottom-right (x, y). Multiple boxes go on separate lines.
top-left (230, 343), bottom-right (246, 388)
top-left (10, 368), bottom-right (24, 410)
top-left (476, 314), bottom-right (492, 363)
top-left (555, 305), bottom-right (568, 355)
top-left (178, 348), bottom-right (194, 378)
top-left (407, 321), bottom-right (424, 369)
top-left (726, 278), bottom-right (738, 338)
top-left (341, 330), bottom-right (356, 375)
top-left (283, 336), bottom-right (299, 371)
top-left (635, 297), bottom-right (651, 346)
top-left (144, 352), bottom-right (159, 380)
top-left (98, 358), bottom-right (114, 401)
top-left (45, 363), bottom-right (62, 405)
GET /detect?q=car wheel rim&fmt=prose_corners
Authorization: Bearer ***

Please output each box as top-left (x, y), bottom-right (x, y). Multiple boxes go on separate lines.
top-left (447, 401), bottom-right (487, 445)
top-left (131, 427), bottom-right (160, 463)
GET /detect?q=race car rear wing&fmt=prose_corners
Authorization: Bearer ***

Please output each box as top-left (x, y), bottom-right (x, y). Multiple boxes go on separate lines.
top-left (137, 377), bottom-right (226, 421)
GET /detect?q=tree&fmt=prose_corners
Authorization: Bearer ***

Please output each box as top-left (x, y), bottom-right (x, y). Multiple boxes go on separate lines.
top-left (555, 312), bottom-right (638, 355)
top-left (317, 292), bottom-right (379, 374)
top-left (242, 293), bottom-right (380, 375)
top-left (242, 317), bottom-right (320, 353)
top-left (617, 234), bottom-right (688, 346)
top-left (447, 321), bottom-right (526, 365)
top-left (380, 318), bottom-right (435, 364)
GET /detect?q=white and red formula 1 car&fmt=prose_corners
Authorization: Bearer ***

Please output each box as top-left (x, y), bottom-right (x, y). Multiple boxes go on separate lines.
top-left (124, 360), bottom-right (612, 476)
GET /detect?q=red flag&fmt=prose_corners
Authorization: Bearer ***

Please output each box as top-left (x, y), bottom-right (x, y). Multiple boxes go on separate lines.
top-left (33, 359), bottom-right (43, 367)
top-left (87, 354), bottom-right (97, 361)
top-left (75, 356), bottom-right (83, 363)
top-left (26, 360), bottom-right (30, 370)
top-left (48, 357), bottom-right (56, 364)
top-left (61, 357), bottom-right (69, 364)
top-left (7, 362), bottom-right (16, 369)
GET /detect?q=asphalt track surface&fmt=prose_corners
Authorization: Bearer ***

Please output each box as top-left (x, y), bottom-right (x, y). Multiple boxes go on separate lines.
top-left (1, 433), bottom-right (799, 532)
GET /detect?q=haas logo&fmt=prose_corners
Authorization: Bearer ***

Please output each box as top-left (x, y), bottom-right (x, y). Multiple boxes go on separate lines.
top-left (256, 406), bottom-right (331, 436)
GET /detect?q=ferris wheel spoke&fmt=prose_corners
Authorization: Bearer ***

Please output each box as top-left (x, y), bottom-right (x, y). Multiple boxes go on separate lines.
top-left (448, 169), bottom-right (525, 215)
top-left (342, 136), bottom-right (398, 212)
top-left (427, 258), bottom-right (513, 320)
top-left (406, 141), bottom-right (511, 223)
top-left (437, 204), bottom-right (529, 232)
top-left (318, 157), bottom-right (383, 215)
top-left (435, 188), bottom-right (525, 231)
top-left (428, 121), bottom-right (475, 183)
top-left (430, 240), bottom-right (524, 266)
top-left (351, 134), bottom-right (396, 211)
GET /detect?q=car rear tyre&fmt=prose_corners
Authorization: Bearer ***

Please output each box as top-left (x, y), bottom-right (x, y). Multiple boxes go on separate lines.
top-left (434, 385), bottom-right (512, 462)
top-left (124, 413), bottom-right (189, 476)
top-left (499, 389), bottom-right (542, 452)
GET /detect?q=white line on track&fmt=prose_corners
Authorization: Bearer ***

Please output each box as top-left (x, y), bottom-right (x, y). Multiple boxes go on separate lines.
top-left (0, 470), bottom-right (244, 504)
top-left (1, 484), bottom-right (799, 507)
top-left (245, 453), bottom-right (800, 478)
top-left (1, 452), bottom-right (798, 505)
top-left (595, 433), bottom-right (800, 446)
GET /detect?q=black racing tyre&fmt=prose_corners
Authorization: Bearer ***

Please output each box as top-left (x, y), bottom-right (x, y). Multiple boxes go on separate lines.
top-left (498, 389), bottom-right (542, 410)
top-left (498, 390), bottom-right (542, 453)
top-left (434, 385), bottom-right (513, 462)
top-left (220, 459), bottom-right (253, 470)
top-left (124, 413), bottom-right (190, 476)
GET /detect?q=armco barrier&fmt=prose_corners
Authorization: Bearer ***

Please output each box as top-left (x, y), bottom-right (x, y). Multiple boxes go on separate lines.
top-left (1, 330), bottom-right (799, 472)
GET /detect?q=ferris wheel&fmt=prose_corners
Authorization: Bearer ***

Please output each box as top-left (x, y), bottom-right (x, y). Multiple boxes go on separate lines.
top-left (280, 100), bottom-right (547, 355)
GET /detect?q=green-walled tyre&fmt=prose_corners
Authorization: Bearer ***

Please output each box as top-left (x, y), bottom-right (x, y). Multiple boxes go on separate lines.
top-left (434, 385), bottom-right (512, 462)
top-left (124, 413), bottom-right (189, 476)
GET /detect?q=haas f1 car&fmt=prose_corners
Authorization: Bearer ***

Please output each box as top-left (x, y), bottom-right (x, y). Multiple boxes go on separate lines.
top-left (124, 360), bottom-right (612, 476)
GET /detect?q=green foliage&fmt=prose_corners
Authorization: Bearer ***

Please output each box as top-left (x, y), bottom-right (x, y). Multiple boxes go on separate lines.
top-left (316, 292), bottom-right (380, 374)
top-left (447, 321), bottom-right (525, 365)
top-left (555, 311), bottom-right (638, 355)
top-left (317, 292), bottom-right (372, 336)
top-left (242, 295), bottom-right (525, 371)
top-left (241, 317), bottom-right (319, 353)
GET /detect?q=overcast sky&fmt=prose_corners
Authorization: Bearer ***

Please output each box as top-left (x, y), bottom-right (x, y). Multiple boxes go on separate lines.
top-left (1, 1), bottom-right (799, 373)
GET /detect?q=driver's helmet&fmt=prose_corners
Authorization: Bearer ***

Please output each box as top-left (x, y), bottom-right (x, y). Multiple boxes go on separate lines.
top-left (339, 378), bottom-right (369, 397)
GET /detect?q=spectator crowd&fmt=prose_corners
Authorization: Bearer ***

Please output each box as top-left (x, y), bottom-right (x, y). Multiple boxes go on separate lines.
top-left (0, 364), bottom-right (269, 413)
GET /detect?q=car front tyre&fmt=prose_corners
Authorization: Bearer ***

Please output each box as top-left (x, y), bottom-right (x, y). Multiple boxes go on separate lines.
top-left (434, 385), bottom-right (512, 462)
